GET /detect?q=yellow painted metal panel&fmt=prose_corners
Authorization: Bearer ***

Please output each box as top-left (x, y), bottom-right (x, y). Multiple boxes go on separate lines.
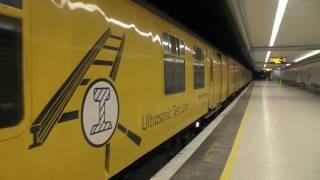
top-left (221, 54), bottom-right (228, 102)
top-left (0, 0), bottom-right (252, 179)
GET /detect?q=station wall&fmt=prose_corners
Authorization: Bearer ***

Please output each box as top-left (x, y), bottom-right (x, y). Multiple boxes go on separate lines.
top-left (281, 60), bottom-right (320, 86)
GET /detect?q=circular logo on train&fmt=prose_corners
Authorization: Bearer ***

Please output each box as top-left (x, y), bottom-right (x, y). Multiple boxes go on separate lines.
top-left (81, 79), bottom-right (119, 147)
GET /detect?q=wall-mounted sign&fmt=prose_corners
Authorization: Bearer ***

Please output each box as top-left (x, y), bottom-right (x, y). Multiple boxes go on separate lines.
top-left (269, 57), bottom-right (287, 64)
top-left (264, 68), bottom-right (272, 72)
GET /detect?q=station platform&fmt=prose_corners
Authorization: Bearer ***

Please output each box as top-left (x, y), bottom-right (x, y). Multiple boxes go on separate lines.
top-left (153, 81), bottom-right (320, 180)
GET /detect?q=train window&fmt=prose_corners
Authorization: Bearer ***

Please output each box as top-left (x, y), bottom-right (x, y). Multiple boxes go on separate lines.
top-left (175, 58), bottom-right (185, 92)
top-left (164, 56), bottom-right (175, 94)
top-left (164, 55), bottom-right (185, 95)
top-left (217, 53), bottom-right (222, 60)
top-left (0, 15), bottom-right (22, 128)
top-left (193, 46), bottom-right (205, 89)
top-left (163, 32), bottom-right (185, 57)
top-left (193, 46), bottom-right (204, 61)
top-left (163, 32), bottom-right (185, 94)
top-left (175, 38), bottom-right (180, 55)
top-left (169, 35), bottom-right (177, 55)
top-left (0, 0), bottom-right (21, 9)
top-left (179, 39), bottom-right (185, 56)
top-left (194, 63), bottom-right (205, 89)
top-left (162, 32), bottom-right (170, 52)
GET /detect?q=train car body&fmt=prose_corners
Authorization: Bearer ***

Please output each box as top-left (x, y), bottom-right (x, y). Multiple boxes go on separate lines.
top-left (0, 0), bottom-right (251, 179)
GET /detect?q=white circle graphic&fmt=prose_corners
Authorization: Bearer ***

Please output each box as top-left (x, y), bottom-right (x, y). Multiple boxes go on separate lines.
top-left (82, 79), bottom-right (119, 147)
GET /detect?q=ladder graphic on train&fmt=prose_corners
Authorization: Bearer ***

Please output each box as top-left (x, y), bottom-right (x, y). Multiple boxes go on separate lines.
top-left (30, 28), bottom-right (126, 148)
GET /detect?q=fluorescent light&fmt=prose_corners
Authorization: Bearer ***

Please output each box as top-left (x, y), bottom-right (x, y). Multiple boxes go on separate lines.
top-left (286, 63), bottom-right (291, 66)
top-left (265, 68), bottom-right (272, 72)
top-left (263, 0), bottom-right (288, 69)
top-left (269, 0), bottom-right (288, 46)
top-left (265, 51), bottom-right (271, 63)
top-left (263, 51), bottom-right (271, 69)
top-left (293, 50), bottom-right (320, 62)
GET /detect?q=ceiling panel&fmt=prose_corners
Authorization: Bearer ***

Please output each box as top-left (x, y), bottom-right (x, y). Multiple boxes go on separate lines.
top-left (230, 0), bottom-right (320, 70)
top-left (276, 0), bottom-right (320, 46)
top-left (244, 0), bottom-right (278, 47)
top-left (252, 51), bottom-right (268, 62)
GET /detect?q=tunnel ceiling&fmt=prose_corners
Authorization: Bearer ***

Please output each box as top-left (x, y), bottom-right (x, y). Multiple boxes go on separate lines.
top-left (133, 0), bottom-right (255, 71)
top-left (226, 0), bottom-right (320, 71)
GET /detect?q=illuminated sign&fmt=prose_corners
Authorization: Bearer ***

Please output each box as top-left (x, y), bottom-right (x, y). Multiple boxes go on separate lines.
top-left (264, 68), bottom-right (272, 72)
top-left (269, 57), bottom-right (287, 64)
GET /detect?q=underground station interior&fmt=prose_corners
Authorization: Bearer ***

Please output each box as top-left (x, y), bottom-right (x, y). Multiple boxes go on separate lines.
top-left (0, 0), bottom-right (320, 180)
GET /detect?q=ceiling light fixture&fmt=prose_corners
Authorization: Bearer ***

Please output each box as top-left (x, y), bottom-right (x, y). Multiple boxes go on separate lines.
top-left (293, 50), bottom-right (320, 63)
top-left (269, 0), bottom-right (288, 47)
top-left (264, 51), bottom-right (271, 63)
top-left (263, 0), bottom-right (288, 68)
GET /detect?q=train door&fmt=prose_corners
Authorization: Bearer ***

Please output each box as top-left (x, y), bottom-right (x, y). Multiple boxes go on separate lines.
top-left (220, 54), bottom-right (228, 102)
top-left (218, 54), bottom-right (223, 103)
top-left (0, 1), bottom-right (29, 141)
top-left (208, 57), bottom-right (214, 109)
top-left (228, 58), bottom-right (233, 96)
top-left (226, 57), bottom-right (230, 98)
top-left (0, 1), bottom-right (32, 178)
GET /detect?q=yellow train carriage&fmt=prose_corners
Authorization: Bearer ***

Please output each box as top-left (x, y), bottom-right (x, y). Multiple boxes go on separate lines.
top-left (227, 58), bottom-right (250, 96)
top-left (211, 50), bottom-right (223, 108)
top-left (0, 0), bottom-right (251, 179)
top-left (228, 57), bottom-right (235, 95)
top-left (220, 53), bottom-right (229, 102)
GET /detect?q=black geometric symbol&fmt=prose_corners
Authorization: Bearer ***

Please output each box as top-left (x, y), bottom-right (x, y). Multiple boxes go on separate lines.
top-left (90, 87), bottom-right (112, 135)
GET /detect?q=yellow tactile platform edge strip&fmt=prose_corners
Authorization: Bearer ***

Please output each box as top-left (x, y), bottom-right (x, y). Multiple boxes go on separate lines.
top-left (151, 83), bottom-right (253, 180)
top-left (220, 87), bottom-right (253, 180)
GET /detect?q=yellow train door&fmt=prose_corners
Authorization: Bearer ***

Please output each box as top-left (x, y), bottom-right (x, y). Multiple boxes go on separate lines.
top-left (221, 54), bottom-right (228, 102)
top-left (0, 1), bottom-right (33, 179)
top-left (218, 54), bottom-right (223, 103)
top-left (208, 57), bottom-right (214, 109)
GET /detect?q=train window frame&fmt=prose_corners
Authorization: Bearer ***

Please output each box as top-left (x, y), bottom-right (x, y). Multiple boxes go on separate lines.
top-left (164, 55), bottom-right (185, 95)
top-left (193, 63), bottom-right (205, 89)
top-left (193, 46), bottom-right (205, 89)
top-left (162, 32), bottom-right (185, 57)
top-left (0, 0), bottom-right (22, 9)
top-left (175, 38), bottom-right (180, 55)
top-left (179, 39), bottom-right (185, 56)
top-left (0, 15), bottom-right (23, 129)
top-left (162, 32), bottom-right (186, 95)
top-left (217, 53), bottom-right (222, 60)
top-left (193, 46), bottom-right (204, 61)
top-left (169, 34), bottom-right (178, 55)
top-left (162, 32), bottom-right (170, 52)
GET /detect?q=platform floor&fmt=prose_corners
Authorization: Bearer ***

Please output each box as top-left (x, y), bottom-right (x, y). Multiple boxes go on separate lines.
top-left (228, 81), bottom-right (320, 180)
top-left (173, 81), bottom-right (320, 180)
